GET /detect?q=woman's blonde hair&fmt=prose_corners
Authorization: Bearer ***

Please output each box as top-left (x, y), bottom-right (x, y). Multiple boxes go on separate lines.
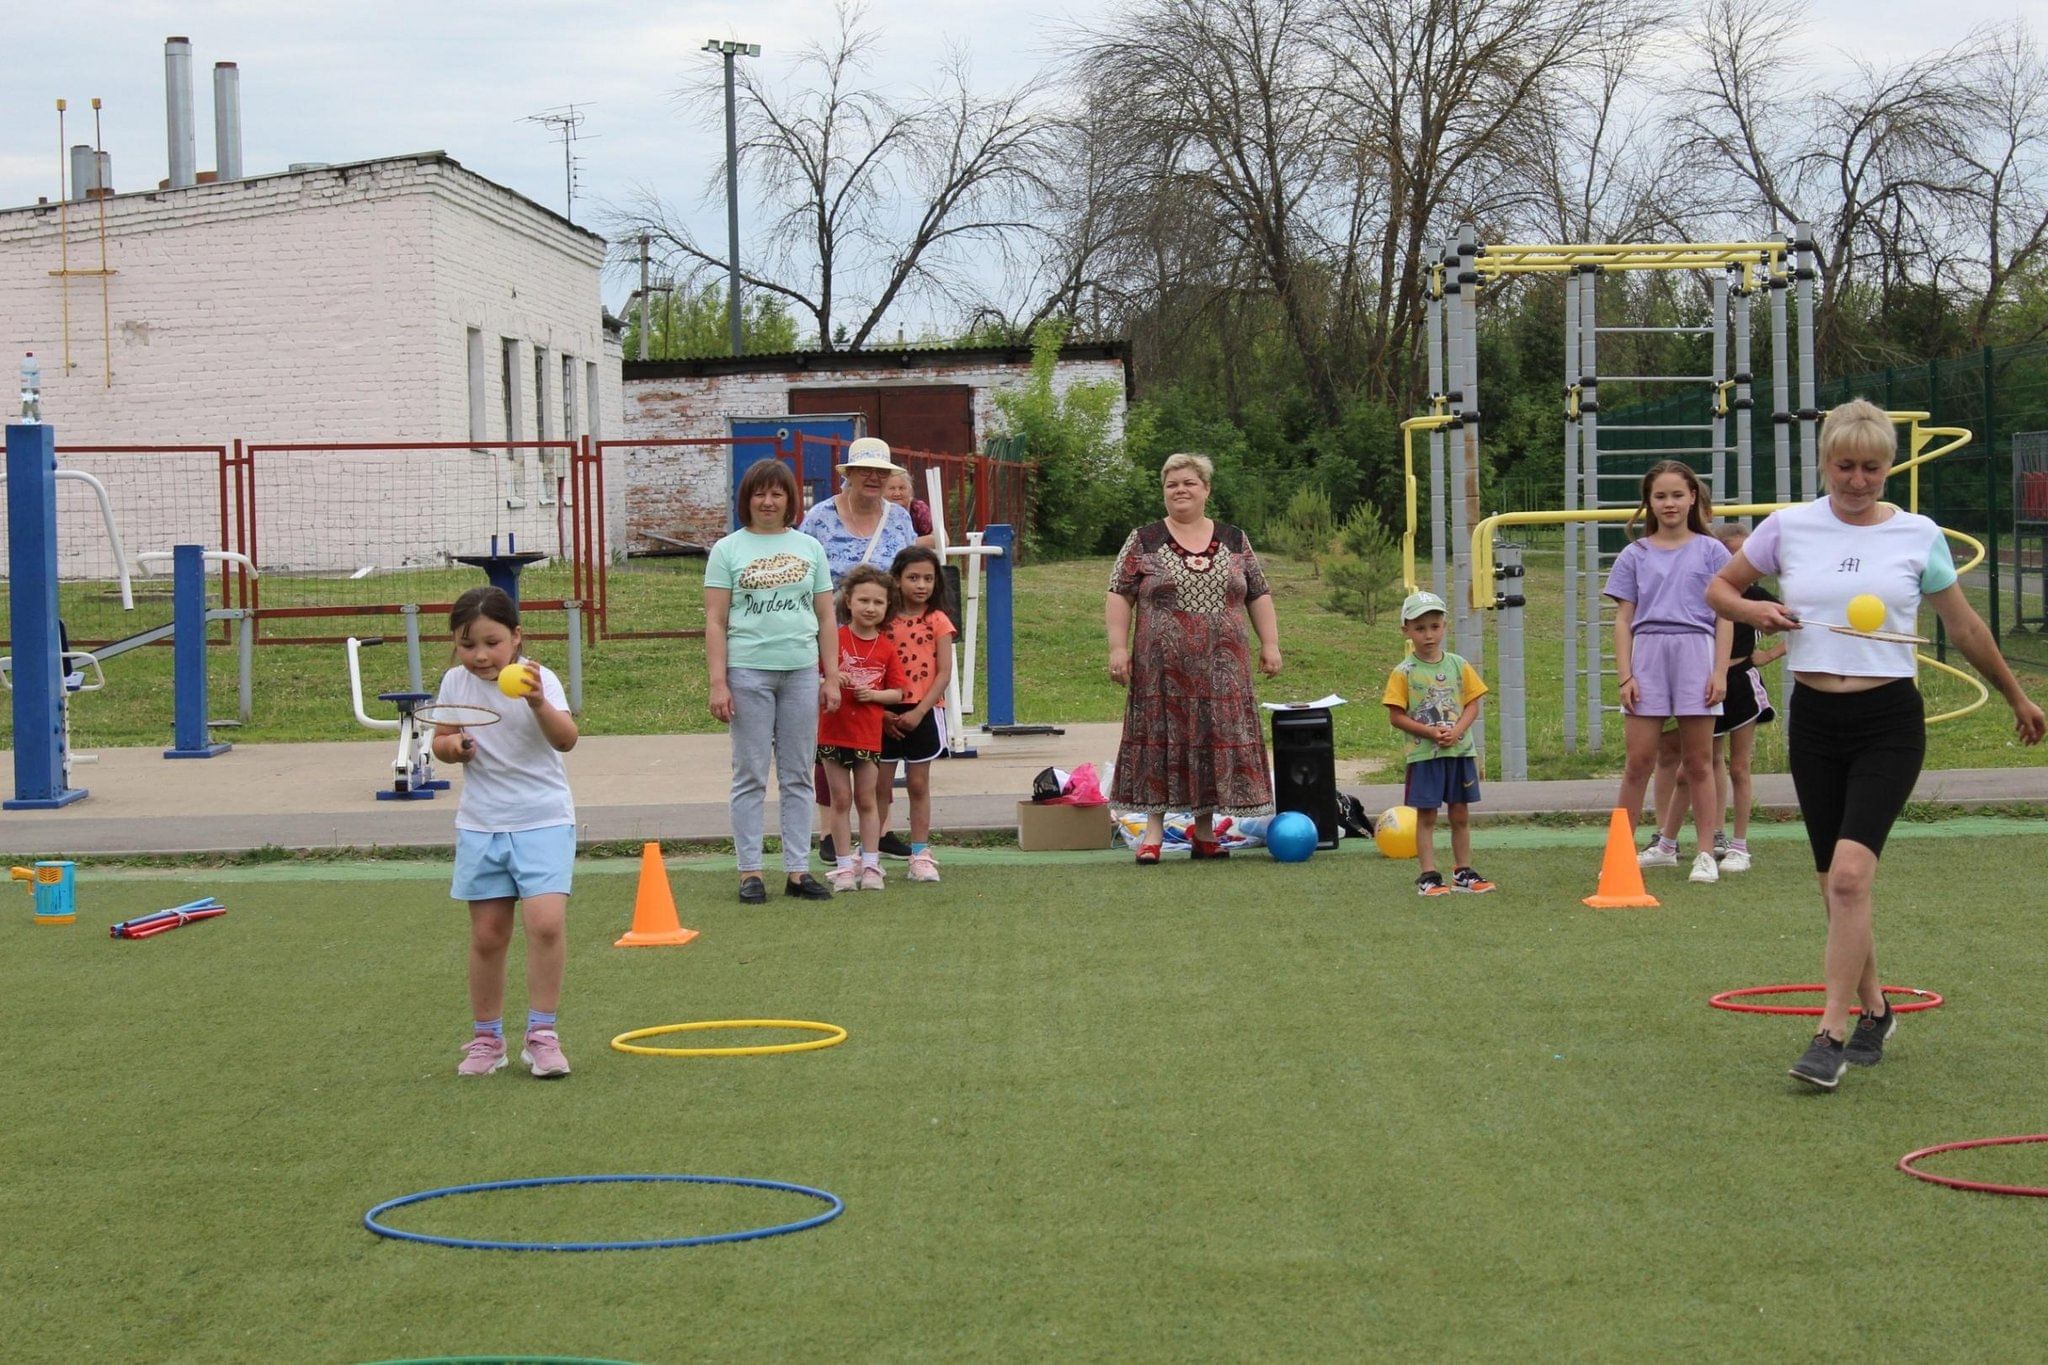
top-left (1819, 398), bottom-right (1897, 466)
top-left (1161, 452), bottom-right (1214, 485)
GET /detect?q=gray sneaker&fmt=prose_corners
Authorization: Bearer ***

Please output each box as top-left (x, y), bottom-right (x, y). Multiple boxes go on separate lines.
top-left (1844, 1007), bottom-right (1896, 1067)
top-left (1712, 830), bottom-right (1730, 860)
top-left (1789, 1031), bottom-right (1849, 1090)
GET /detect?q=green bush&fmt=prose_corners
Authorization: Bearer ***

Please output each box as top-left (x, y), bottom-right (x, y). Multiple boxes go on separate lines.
top-left (1324, 504), bottom-right (1402, 622)
top-left (1262, 485), bottom-right (1337, 576)
top-left (992, 319), bottom-right (1149, 556)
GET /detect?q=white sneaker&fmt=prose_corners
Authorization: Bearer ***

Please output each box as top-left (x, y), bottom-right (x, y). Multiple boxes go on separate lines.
top-left (827, 867), bottom-right (858, 893)
top-left (1689, 851), bottom-right (1720, 883)
top-left (1638, 843), bottom-right (1679, 868)
top-left (1719, 847), bottom-right (1751, 873)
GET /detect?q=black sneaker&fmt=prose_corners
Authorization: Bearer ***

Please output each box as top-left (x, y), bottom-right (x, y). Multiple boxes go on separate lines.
top-left (1789, 1031), bottom-right (1849, 1090)
top-left (1844, 1007), bottom-right (1896, 1067)
top-left (783, 874), bottom-right (833, 901)
top-left (737, 875), bottom-right (767, 905)
top-left (819, 833), bottom-right (836, 863)
top-left (1416, 871), bottom-right (1451, 898)
top-left (1452, 866), bottom-right (1495, 894)
top-left (877, 832), bottom-right (914, 860)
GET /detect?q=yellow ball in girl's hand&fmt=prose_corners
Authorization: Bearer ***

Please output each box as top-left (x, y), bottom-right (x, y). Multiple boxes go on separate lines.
top-left (1846, 594), bottom-right (1886, 634)
top-left (498, 662), bottom-right (534, 698)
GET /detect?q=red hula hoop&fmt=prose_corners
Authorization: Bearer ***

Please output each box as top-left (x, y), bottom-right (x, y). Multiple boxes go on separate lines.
top-left (1898, 1135), bottom-right (2048, 1198)
top-left (1706, 984), bottom-right (1944, 1016)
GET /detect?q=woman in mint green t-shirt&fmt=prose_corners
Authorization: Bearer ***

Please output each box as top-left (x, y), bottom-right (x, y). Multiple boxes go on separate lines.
top-left (705, 460), bottom-right (841, 903)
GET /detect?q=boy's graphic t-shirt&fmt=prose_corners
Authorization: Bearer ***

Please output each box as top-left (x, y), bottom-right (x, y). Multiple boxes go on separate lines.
top-left (704, 528), bottom-right (834, 671)
top-left (882, 608), bottom-right (957, 707)
top-left (818, 625), bottom-right (909, 752)
top-left (1382, 651), bottom-right (1489, 766)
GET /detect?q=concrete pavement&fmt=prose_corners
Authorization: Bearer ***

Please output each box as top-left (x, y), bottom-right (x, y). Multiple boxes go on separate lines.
top-left (3, 724), bottom-right (2044, 856)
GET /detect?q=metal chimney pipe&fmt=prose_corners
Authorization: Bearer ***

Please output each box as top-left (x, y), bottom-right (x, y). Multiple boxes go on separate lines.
top-left (70, 144), bottom-right (96, 200)
top-left (95, 151), bottom-right (112, 196)
top-left (165, 36), bottom-right (196, 188)
top-left (213, 62), bottom-right (242, 181)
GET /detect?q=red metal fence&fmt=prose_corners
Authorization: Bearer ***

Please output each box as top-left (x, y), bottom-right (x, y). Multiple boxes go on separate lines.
top-left (7, 433), bottom-right (1031, 648)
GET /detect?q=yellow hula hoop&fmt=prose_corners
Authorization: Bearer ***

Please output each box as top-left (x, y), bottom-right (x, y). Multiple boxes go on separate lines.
top-left (609, 1019), bottom-right (848, 1058)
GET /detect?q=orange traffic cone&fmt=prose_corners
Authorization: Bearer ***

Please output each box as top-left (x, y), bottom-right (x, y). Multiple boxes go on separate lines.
top-left (1582, 808), bottom-right (1660, 909)
top-left (615, 842), bottom-right (699, 947)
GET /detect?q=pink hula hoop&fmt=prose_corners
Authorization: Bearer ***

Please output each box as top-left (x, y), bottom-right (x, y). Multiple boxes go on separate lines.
top-left (1707, 984), bottom-right (1943, 1016)
top-left (1898, 1135), bottom-right (2048, 1198)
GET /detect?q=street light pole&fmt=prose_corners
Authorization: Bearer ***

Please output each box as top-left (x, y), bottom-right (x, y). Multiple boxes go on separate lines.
top-left (704, 39), bottom-right (760, 358)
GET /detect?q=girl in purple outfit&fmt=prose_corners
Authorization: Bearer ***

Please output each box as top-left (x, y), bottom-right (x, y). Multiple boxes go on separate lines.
top-left (1605, 461), bottom-right (1736, 884)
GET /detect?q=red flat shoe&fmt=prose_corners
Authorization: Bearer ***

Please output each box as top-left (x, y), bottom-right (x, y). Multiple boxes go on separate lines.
top-left (1190, 837), bottom-right (1229, 861)
top-left (1134, 842), bottom-right (1163, 865)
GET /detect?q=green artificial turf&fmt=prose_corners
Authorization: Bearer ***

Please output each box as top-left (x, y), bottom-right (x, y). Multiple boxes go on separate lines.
top-left (7, 830), bottom-right (2048, 1362)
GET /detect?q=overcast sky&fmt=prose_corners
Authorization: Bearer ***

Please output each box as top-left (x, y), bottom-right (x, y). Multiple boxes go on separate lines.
top-left (3, 0), bottom-right (2036, 323)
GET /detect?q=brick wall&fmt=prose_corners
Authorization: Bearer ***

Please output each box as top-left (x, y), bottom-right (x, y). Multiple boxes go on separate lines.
top-left (0, 154), bottom-right (620, 577)
top-left (617, 356), bottom-right (1126, 550)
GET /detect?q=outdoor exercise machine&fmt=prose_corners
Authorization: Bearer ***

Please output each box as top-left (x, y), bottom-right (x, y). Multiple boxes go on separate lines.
top-left (1405, 226), bottom-right (1988, 780)
top-left (344, 634), bottom-right (460, 801)
top-left (920, 467), bottom-right (1017, 756)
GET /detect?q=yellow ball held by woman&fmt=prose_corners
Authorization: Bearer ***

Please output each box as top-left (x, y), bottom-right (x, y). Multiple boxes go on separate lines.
top-left (1846, 593), bottom-right (1886, 634)
top-left (498, 662), bottom-right (535, 699)
top-left (1374, 805), bottom-right (1420, 860)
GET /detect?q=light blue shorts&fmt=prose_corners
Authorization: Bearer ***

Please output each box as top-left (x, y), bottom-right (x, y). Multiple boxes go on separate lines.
top-left (451, 824), bottom-right (576, 902)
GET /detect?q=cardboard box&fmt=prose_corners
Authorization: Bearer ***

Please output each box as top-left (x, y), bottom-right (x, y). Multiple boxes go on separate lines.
top-left (1016, 800), bottom-right (1115, 852)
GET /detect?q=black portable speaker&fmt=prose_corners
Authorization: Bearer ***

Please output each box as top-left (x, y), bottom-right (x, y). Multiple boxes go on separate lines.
top-left (1270, 707), bottom-right (1339, 849)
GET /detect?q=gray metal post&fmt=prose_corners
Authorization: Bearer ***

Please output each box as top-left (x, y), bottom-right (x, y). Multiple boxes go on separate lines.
top-left (1453, 227), bottom-right (1487, 768)
top-left (1562, 275), bottom-right (1580, 753)
top-left (723, 50), bottom-right (743, 358)
top-left (237, 611), bottom-right (253, 724)
top-left (1709, 272), bottom-right (1730, 503)
top-left (637, 235), bottom-right (651, 362)
top-left (1425, 278), bottom-right (1447, 600)
top-left (1769, 249), bottom-right (1792, 503)
top-left (1443, 238), bottom-right (1470, 646)
top-left (1733, 268), bottom-right (1754, 511)
top-left (565, 601), bottom-right (584, 714)
top-left (403, 603), bottom-right (424, 694)
top-left (1580, 266), bottom-right (1604, 751)
top-left (1496, 539), bottom-right (1526, 780)
top-left (1794, 222), bottom-right (1819, 497)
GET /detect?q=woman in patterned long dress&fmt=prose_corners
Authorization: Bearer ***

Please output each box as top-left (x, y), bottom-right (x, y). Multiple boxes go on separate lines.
top-left (1105, 452), bottom-right (1282, 863)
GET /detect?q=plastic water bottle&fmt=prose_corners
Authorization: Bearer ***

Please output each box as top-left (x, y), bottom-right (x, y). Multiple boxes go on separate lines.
top-left (19, 352), bottom-right (40, 424)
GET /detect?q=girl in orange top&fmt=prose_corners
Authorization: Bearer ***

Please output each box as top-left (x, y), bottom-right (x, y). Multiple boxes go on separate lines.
top-left (878, 547), bottom-right (957, 883)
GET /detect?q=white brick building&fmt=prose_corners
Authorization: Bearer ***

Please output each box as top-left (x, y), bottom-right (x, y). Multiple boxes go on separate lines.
top-left (0, 152), bottom-right (622, 576)
top-left (619, 343), bottom-right (1128, 550)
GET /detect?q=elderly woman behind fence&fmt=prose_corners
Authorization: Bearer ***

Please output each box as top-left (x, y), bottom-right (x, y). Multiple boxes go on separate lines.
top-left (1105, 452), bottom-right (1282, 864)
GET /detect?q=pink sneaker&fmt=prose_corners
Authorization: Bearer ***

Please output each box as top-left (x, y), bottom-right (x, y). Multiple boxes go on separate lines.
top-left (859, 865), bottom-right (886, 891)
top-left (828, 867), bottom-right (858, 893)
top-left (521, 1030), bottom-right (571, 1078)
top-left (906, 852), bottom-right (941, 883)
top-left (456, 1033), bottom-right (507, 1077)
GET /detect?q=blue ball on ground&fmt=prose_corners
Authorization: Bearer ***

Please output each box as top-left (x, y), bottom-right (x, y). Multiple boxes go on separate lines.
top-left (1267, 811), bottom-right (1319, 863)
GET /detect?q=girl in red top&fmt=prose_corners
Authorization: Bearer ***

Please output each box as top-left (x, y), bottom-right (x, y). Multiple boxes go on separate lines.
top-left (818, 565), bottom-right (908, 892)
top-left (878, 547), bottom-right (957, 883)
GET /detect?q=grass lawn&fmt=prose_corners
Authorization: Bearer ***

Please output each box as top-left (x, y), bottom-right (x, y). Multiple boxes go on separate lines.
top-left (24, 548), bottom-right (2048, 779)
top-left (9, 826), bottom-right (2048, 1362)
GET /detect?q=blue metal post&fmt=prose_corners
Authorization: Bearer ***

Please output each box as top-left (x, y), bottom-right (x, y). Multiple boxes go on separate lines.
top-left (164, 543), bottom-right (230, 758)
top-left (983, 524), bottom-right (1015, 728)
top-left (6, 421), bottom-right (87, 808)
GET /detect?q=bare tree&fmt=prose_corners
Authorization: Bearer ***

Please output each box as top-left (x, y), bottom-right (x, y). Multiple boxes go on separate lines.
top-left (607, 4), bottom-right (1054, 350)
top-left (1674, 0), bottom-right (1996, 366)
top-left (1946, 25), bottom-right (2048, 346)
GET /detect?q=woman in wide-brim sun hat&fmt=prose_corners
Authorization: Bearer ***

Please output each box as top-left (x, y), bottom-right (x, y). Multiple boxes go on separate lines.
top-left (799, 436), bottom-right (919, 585)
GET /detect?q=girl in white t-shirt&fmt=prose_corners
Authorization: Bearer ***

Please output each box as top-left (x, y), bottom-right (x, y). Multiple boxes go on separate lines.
top-left (430, 586), bottom-right (580, 1080)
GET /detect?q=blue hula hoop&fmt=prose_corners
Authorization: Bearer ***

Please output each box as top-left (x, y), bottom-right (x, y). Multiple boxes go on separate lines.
top-left (361, 1173), bottom-right (843, 1252)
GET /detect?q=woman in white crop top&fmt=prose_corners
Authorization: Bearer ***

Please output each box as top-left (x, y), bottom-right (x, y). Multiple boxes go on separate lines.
top-left (1708, 399), bottom-right (2044, 1091)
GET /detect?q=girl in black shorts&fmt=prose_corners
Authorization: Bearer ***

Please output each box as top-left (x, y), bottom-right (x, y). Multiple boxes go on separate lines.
top-left (1710, 400), bottom-right (2045, 1091)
